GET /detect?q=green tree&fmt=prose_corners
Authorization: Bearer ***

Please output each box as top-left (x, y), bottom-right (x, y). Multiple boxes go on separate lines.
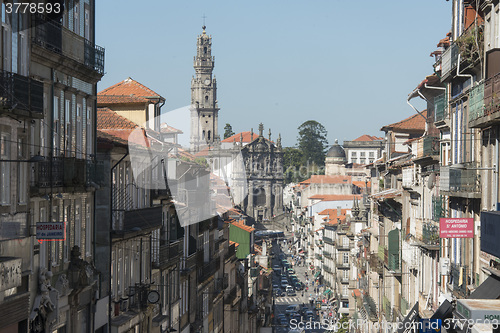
top-left (297, 120), bottom-right (328, 166)
top-left (223, 123), bottom-right (235, 139)
top-left (283, 147), bottom-right (303, 184)
top-left (337, 314), bottom-right (350, 333)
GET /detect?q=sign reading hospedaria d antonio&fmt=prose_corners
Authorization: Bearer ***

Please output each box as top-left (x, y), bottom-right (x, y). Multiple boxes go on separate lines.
top-left (439, 218), bottom-right (474, 238)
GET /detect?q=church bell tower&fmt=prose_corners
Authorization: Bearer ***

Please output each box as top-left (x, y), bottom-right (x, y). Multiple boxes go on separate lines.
top-left (190, 25), bottom-right (219, 152)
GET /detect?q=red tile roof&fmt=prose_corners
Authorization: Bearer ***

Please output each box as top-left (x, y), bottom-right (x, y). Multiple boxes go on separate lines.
top-left (352, 181), bottom-right (371, 188)
top-left (98, 77), bottom-right (163, 100)
top-left (308, 175), bottom-right (352, 184)
top-left (231, 221), bottom-right (255, 233)
top-left (221, 131), bottom-right (274, 144)
top-left (309, 194), bottom-right (362, 201)
top-left (160, 123), bottom-right (183, 134)
top-left (97, 107), bottom-right (138, 130)
top-left (353, 134), bottom-right (383, 142)
top-left (97, 95), bottom-right (149, 105)
top-left (380, 110), bottom-right (427, 133)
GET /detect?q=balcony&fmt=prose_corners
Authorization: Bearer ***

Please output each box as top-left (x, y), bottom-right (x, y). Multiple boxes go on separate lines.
top-left (32, 15), bottom-right (104, 77)
top-left (434, 93), bottom-right (448, 127)
top-left (339, 277), bottom-right (349, 284)
top-left (156, 241), bottom-right (182, 269)
top-left (440, 162), bottom-right (481, 198)
top-left (432, 195), bottom-right (444, 222)
top-left (468, 81), bottom-right (485, 123)
top-left (450, 263), bottom-right (469, 298)
top-left (422, 221), bottom-right (440, 248)
top-left (224, 286), bottom-right (237, 305)
top-left (323, 236), bottom-right (334, 245)
top-left (440, 43), bottom-right (459, 81)
top-left (323, 265), bottom-right (332, 274)
top-left (198, 254), bottom-right (220, 283)
top-left (336, 261), bottom-right (349, 269)
top-left (0, 70), bottom-right (44, 118)
top-left (470, 72), bottom-right (500, 128)
top-left (336, 242), bottom-right (352, 251)
top-left (323, 250), bottom-right (332, 259)
top-left (31, 157), bottom-right (105, 193)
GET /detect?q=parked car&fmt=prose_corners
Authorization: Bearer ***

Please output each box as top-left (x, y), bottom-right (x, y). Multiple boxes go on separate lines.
top-left (305, 310), bottom-right (315, 321)
top-left (287, 288), bottom-right (297, 296)
top-left (286, 304), bottom-right (300, 315)
top-left (274, 288), bottom-right (283, 297)
top-left (300, 306), bottom-right (308, 315)
top-left (273, 283), bottom-right (279, 290)
top-left (295, 282), bottom-right (304, 290)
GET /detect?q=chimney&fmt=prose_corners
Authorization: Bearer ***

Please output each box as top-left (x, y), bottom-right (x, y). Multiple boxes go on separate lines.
top-left (337, 206), bottom-right (341, 217)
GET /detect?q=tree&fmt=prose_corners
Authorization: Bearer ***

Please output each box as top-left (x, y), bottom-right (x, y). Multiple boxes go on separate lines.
top-left (223, 123), bottom-right (235, 139)
top-left (297, 120), bottom-right (328, 167)
top-left (283, 147), bottom-right (303, 184)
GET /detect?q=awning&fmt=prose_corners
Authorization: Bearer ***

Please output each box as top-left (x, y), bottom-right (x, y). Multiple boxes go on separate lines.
top-left (323, 289), bottom-right (332, 296)
top-left (469, 275), bottom-right (500, 299)
top-left (397, 302), bottom-right (420, 333)
top-left (314, 271), bottom-right (321, 278)
top-left (369, 188), bottom-right (403, 201)
top-left (430, 299), bottom-right (453, 320)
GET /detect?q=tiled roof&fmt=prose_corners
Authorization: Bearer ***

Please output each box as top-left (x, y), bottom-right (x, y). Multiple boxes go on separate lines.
top-left (309, 175), bottom-right (352, 184)
top-left (309, 194), bottom-right (362, 201)
top-left (160, 123), bottom-right (183, 134)
top-left (380, 110), bottom-right (427, 133)
top-left (353, 134), bottom-right (383, 142)
top-left (221, 131), bottom-right (273, 144)
top-left (194, 146), bottom-right (211, 157)
top-left (98, 77), bottom-right (163, 100)
top-left (97, 95), bottom-right (148, 105)
top-left (231, 221), bottom-right (255, 233)
top-left (96, 129), bottom-right (128, 146)
top-left (352, 181), bottom-right (371, 188)
top-left (97, 107), bottom-right (138, 130)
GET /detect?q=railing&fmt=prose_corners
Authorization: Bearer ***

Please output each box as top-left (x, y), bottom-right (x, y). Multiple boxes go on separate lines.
top-left (440, 43), bottom-right (459, 80)
top-left (336, 242), bottom-right (352, 250)
top-left (224, 286), bottom-right (237, 304)
top-left (0, 70), bottom-right (44, 115)
top-left (434, 93), bottom-right (448, 123)
top-left (156, 241), bottom-right (181, 269)
top-left (401, 297), bottom-right (409, 316)
top-left (364, 295), bottom-right (378, 321)
top-left (423, 136), bottom-right (440, 157)
top-left (225, 243), bottom-right (236, 260)
top-left (323, 265), bottom-right (332, 273)
top-left (198, 255), bottom-right (220, 283)
top-left (383, 296), bottom-right (392, 322)
top-left (336, 261), bottom-right (349, 269)
top-left (432, 196), bottom-right (444, 222)
top-left (323, 236), bottom-right (334, 245)
top-left (315, 253), bottom-right (322, 260)
top-left (440, 162), bottom-right (481, 194)
top-left (31, 157), bottom-right (106, 189)
top-left (450, 263), bottom-right (469, 297)
top-left (469, 81), bottom-right (485, 122)
top-left (422, 221), bottom-right (439, 246)
top-left (32, 15), bottom-right (104, 75)
top-left (484, 72), bottom-right (500, 117)
top-left (323, 251), bottom-right (332, 258)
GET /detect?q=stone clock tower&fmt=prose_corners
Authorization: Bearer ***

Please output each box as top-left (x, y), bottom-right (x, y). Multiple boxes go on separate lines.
top-left (190, 25), bottom-right (219, 152)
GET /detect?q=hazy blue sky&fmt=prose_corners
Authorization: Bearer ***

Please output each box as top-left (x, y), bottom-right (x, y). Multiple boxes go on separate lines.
top-left (96, 1), bottom-right (451, 147)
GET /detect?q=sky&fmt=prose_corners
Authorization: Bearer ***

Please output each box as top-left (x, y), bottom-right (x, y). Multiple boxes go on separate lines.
top-left (96, 1), bottom-right (452, 148)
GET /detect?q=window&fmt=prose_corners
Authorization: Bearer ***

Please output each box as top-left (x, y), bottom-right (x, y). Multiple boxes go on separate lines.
top-left (76, 104), bottom-right (82, 158)
top-left (65, 99), bottom-right (71, 156)
top-left (360, 152), bottom-right (366, 157)
top-left (351, 152), bottom-right (357, 157)
top-left (73, 0), bottom-right (80, 35)
top-left (0, 129), bottom-right (10, 205)
top-left (2, 6), bottom-right (12, 71)
top-left (51, 204), bottom-right (60, 266)
top-left (343, 252), bottom-right (349, 264)
top-left (53, 96), bottom-right (60, 155)
top-left (39, 207), bottom-right (47, 269)
top-left (86, 106), bottom-right (92, 156)
top-left (17, 135), bottom-right (27, 204)
top-left (74, 203), bottom-right (81, 250)
top-left (84, 6), bottom-right (90, 39)
top-left (64, 201), bottom-right (71, 262)
top-left (86, 203), bottom-right (92, 257)
top-left (117, 249), bottom-right (122, 296)
top-left (369, 151), bottom-right (374, 158)
top-left (111, 250), bottom-right (115, 297)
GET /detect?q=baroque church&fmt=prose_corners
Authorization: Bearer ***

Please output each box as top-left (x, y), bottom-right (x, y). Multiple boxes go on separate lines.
top-left (188, 26), bottom-right (284, 221)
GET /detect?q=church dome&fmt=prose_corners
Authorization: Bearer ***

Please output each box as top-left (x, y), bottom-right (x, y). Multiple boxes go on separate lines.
top-left (326, 139), bottom-right (346, 164)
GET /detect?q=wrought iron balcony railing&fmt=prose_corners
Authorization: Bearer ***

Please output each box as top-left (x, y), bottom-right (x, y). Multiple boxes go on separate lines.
top-left (440, 162), bottom-right (481, 194)
top-left (0, 70), bottom-right (43, 117)
top-left (434, 93), bottom-right (448, 123)
top-left (32, 15), bottom-right (104, 75)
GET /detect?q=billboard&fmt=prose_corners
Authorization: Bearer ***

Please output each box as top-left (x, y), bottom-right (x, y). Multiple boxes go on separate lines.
top-left (36, 222), bottom-right (65, 240)
top-left (439, 218), bottom-right (473, 238)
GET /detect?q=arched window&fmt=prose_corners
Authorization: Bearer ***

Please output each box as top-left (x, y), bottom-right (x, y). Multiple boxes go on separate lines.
top-left (205, 96), bottom-right (209, 102)
top-left (207, 131), bottom-right (211, 140)
top-left (202, 130), bottom-right (205, 140)
top-left (204, 47), bottom-right (207, 54)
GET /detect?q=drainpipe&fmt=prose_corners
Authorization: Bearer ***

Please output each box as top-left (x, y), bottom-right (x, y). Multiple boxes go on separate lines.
top-left (407, 90), bottom-right (428, 122)
top-left (496, 133), bottom-right (499, 210)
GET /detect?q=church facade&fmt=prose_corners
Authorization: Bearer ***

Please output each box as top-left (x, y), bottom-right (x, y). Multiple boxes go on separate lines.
top-left (188, 27), bottom-right (284, 221)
